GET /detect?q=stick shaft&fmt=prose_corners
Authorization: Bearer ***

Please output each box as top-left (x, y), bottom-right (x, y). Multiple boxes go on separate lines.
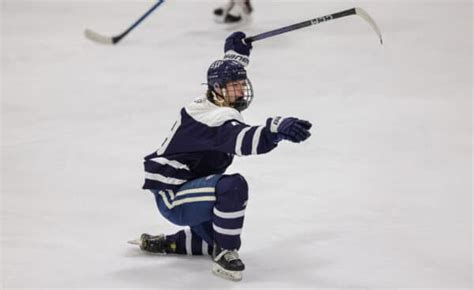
top-left (112, 0), bottom-right (165, 43)
top-left (245, 8), bottom-right (356, 43)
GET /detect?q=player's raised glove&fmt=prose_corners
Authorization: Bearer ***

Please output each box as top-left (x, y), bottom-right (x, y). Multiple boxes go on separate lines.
top-left (266, 117), bottom-right (312, 143)
top-left (224, 31), bottom-right (252, 67)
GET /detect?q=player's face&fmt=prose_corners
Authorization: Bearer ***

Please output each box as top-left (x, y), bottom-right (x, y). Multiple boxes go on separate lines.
top-left (213, 78), bottom-right (253, 111)
top-left (224, 79), bottom-right (247, 104)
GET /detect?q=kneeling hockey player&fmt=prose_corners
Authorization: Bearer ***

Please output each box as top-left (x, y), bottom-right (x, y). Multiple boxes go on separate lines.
top-left (132, 31), bottom-right (312, 281)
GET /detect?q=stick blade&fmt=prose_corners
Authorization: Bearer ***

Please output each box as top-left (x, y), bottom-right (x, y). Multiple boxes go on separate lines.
top-left (355, 7), bottom-right (383, 45)
top-left (84, 28), bottom-right (115, 45)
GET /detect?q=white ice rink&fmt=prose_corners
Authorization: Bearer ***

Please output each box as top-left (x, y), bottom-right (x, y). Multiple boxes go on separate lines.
top-left (1, 0), bottom-right (472, 288)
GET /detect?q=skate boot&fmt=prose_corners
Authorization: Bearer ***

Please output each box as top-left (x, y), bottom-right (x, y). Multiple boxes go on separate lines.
top-left (212, 243), bottom-right (245, 281)
top-left (128, 233), bottom-right (176, 254)
top-left (214, 0), bottom-right (253, 25)
top-left (213, 0), bottom-right (235, 23)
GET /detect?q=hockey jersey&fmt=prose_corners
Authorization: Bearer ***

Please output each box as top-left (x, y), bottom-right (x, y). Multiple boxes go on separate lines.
top-left (142, 96), bottom-right (279, 191)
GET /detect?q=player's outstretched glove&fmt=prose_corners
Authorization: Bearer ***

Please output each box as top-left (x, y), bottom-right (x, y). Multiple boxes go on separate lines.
top-left (266, 117), bottom-right (312, 143)
top-left (224, 31), bottom-right (252, 67)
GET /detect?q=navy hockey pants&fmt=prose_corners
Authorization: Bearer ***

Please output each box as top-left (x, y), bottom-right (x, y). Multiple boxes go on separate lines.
top-left (151, 173), bottom-right (248, 254)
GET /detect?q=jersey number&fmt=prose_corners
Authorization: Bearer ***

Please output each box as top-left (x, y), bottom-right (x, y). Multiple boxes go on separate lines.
top-left (157, 118), bottom-right (181, 155)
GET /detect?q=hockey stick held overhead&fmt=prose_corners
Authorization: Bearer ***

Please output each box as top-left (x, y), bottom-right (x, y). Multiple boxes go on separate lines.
top-left (85, 0), bottom-right (165, 45)
top-left (245, 7), bottom-right (383, 45)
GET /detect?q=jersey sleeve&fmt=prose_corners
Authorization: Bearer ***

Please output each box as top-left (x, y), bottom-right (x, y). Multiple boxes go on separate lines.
top-left (212, 119), bottom-right (279, 156)
top-left (165, 99), bottom-right (280, 157)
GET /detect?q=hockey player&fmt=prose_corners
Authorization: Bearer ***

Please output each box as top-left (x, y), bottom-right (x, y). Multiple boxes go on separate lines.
top-left (133, 32), bottom-right (312, 281)
top-left (214, 0), bottom-right (253, 24)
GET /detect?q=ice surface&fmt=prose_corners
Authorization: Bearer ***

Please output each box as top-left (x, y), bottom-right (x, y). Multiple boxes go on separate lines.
top-left (1, 0), bottom-right (472, 288)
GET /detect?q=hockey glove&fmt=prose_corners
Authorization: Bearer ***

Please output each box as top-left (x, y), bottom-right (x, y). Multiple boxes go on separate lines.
top-left (224, 31), bottom-right (252, 67)
top-left (267, 117), bottom-right (312, 143)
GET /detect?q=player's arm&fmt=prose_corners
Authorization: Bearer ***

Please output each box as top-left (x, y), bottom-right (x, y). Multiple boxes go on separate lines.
top-left (213, 116), bottom-right (312, 156)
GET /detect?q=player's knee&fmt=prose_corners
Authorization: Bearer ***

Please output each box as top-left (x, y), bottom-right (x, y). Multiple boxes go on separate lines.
top-left (215, 174), bottom-right (248, 208)
top-left (219, 173), bottom-right (248, 199)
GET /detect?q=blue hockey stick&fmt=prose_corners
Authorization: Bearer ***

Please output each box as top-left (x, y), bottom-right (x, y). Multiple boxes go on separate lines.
top-left (245, 7), bottom-right (383, 45)
top-left (85, 0), bottom-right (165, 45)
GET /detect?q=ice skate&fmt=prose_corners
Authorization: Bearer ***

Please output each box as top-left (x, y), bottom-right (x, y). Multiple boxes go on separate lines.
top-left (214, 0), bottom-right (253, 25)
top-left (212, 244), bottom-right (245, 281)
top-left (213, 0), bottom-right (235, 23)
top-left (128, 233), bottom-right (176, 254)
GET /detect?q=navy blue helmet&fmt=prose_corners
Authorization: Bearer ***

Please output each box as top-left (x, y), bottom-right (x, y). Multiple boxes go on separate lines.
top-left (207, 60), bottom-right (254, 112)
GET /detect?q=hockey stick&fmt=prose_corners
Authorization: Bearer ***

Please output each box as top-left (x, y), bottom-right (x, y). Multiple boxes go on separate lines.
top-left (245, 7), bottom-right (383, 45)
top-left (85, 0), bottom-right (165, 45)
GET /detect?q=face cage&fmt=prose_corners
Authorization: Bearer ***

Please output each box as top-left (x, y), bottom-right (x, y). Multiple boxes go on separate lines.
top-left (219, 78), bottom-right (254, 112)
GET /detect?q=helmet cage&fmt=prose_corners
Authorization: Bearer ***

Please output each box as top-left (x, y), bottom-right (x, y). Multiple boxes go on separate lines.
top-left (207, 60), bottom-right (254, 112)
top-left (218, 78), bottom-right (253, 112)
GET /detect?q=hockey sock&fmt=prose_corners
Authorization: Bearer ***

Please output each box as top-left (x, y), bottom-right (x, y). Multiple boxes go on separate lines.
top-left (212, 174), bottom-right (248, 250)
top-left (165, 228), bottom-right (212, 255)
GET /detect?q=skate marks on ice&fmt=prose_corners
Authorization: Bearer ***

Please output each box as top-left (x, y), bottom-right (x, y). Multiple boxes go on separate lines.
top-left (111, 254), bottom-right (230, 287)
top-left (116, 229), bottom-right (336, 287)
top-left (242, 229), bottom-right (337, 286)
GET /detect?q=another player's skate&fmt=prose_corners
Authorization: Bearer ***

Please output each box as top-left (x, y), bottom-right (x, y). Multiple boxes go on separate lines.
top-left (213, 0), bottom-right (235, 23)
top-left (128, 233), bottom-right (176, 254)
top-left (212, 244), bottom-right (245, 281)
top-left (214, 0), bottom-right (253, 25)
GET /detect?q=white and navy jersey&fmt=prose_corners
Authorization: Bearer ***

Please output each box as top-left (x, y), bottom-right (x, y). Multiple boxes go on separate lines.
top-left (143, 96), bottom-right (279, 191)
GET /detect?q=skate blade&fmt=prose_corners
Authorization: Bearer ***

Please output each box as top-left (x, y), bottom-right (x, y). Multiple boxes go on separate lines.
top-left (212, 263), bottom-right (242, 281)
top-left (127, 238), bottom-right (142, 246)
top-left (214, 14), bottom-right (225, 23)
